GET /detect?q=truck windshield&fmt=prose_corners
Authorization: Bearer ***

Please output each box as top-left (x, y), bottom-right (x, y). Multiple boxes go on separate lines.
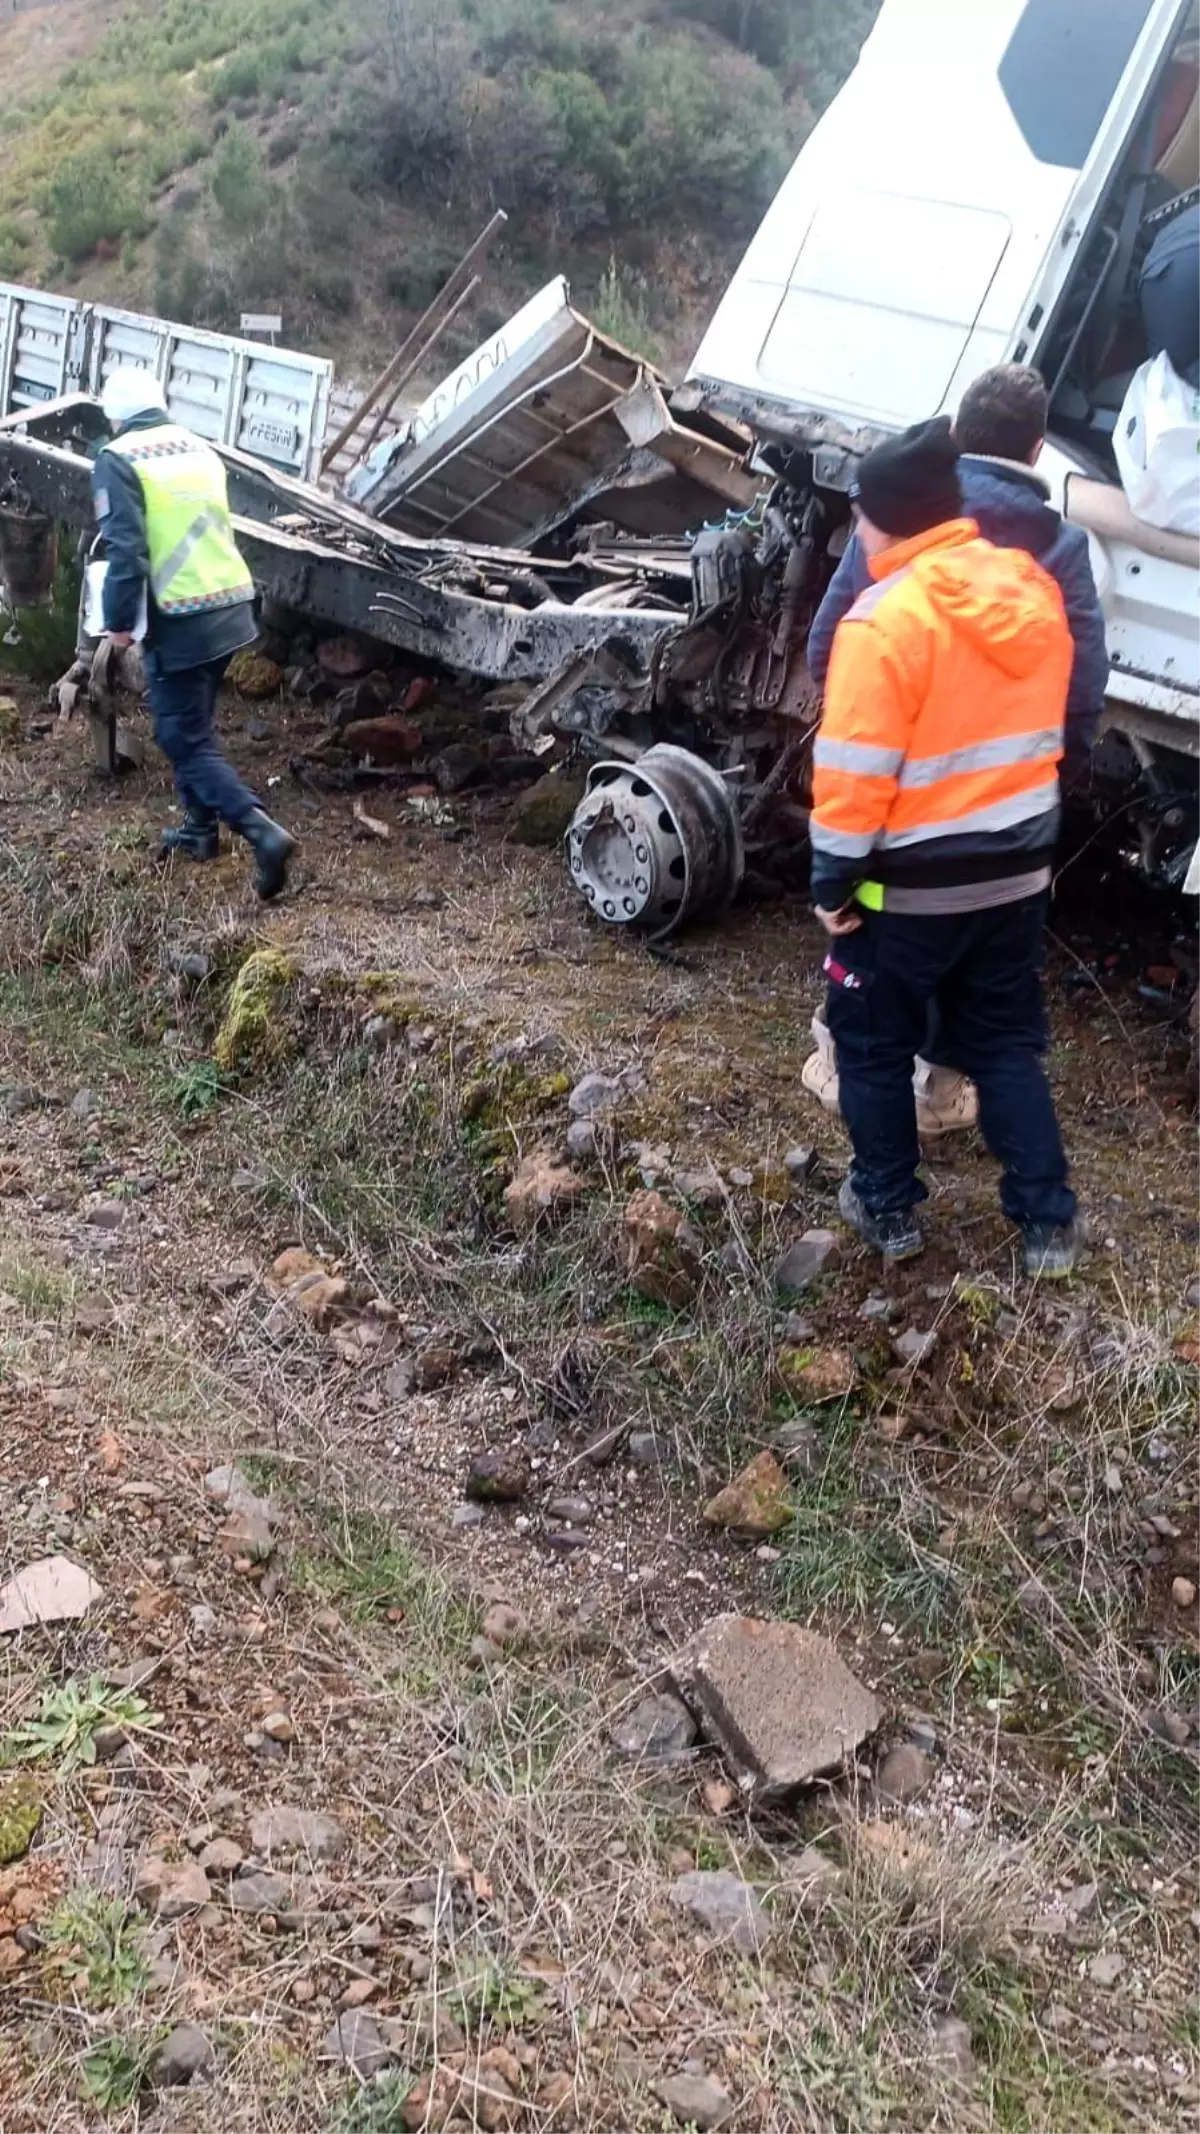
top-left (1000, 0), bottom-right (1158, 167)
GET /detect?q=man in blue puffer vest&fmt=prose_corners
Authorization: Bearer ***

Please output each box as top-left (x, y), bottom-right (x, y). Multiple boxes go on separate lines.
top-left (801, 362), bottom-right (1108, 1131)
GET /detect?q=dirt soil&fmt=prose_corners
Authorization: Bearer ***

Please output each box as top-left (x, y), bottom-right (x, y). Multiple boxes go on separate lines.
top-left (0, 669), bottom-right (1196, 2134)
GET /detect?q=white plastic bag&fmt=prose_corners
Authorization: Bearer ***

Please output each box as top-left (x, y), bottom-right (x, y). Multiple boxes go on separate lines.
top-left (1113, 350), bottom-right (1200, 536)
top-left (83, 560), bottom-right (147, 642)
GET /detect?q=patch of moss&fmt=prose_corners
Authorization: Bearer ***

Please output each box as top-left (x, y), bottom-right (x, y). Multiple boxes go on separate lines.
top-left (0, 1773), bottom-right (42, 1863)
top-left (212, 946), bottom-right (297, 1073)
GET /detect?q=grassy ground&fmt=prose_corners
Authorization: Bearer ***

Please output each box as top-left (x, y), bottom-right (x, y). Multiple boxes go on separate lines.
top-left (0, 667), bottom-right (1196, 2130)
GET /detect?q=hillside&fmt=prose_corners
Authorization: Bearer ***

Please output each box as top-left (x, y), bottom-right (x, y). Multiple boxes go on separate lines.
top-left (0, 0), bottom-right (880, 379)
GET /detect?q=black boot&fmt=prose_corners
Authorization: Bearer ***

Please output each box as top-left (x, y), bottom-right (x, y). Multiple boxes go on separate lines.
top-left (241, 809), bottom-right (296, 902)
top-left (160, 811), bottom-right (219, 862)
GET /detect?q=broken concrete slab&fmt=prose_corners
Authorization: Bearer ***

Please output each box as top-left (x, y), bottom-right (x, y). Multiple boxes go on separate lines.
top-left (671, 1614), bottom-right (881, 1794)
top-left (0, 1555), bottom-right (103, 1636)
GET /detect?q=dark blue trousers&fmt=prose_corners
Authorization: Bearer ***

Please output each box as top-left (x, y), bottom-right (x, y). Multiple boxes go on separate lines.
top-left (825, 894), bottom-right (1076, 1229)
top-left (146, 654), bottom-right (258, 831)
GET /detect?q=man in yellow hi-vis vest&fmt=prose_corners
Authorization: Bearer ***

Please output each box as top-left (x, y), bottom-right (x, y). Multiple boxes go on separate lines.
top-left (91, 368), bottom-right (296, 900)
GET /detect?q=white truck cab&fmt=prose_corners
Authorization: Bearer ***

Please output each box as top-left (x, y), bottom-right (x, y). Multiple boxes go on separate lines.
top-left (684, 0), bottom-right (1199, 882)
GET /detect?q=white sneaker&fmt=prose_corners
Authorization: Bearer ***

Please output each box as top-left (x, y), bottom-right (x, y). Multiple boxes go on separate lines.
top-left (800, 1012), bottom-right (841, 1113)
top-left (914, 1060), bottom-right (979, 1137)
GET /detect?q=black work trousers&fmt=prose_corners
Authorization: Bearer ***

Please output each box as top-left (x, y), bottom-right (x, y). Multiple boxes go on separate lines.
top-left (146, 653), bottom-right (258, 830)
top-left (825, 894), bottom-right (1076, 1229)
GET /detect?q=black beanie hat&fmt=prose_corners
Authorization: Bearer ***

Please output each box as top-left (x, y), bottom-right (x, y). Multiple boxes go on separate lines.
top-left (854, 415), bottom-right (963, 539)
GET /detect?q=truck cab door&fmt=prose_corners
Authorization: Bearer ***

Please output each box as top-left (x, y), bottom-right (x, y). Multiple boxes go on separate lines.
top-left (687, 0), bottom-right (1192, 449)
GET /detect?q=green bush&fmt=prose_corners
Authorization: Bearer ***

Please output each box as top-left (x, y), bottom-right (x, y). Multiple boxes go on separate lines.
top-left (350, 0), bottom-right (791, 244)
top-left (266, 121), bottom-right (306, 165)
top-left (591, 256), bottom-right (658, 359)
top-left (670, 0), bottom-right (798, 68)
top-left (672, 0), bottom-right (881, 82)
top-left (210, 129), bottom-right (275, 229)
top-left (210, 52), bottom-right (264, 105)
top-left (38, 149), bottom-right (151, 263)
top-left (613, 40), bottom-right (789, 232)
top-left (305, 266), bottom-right (356, 312)
top-left (0, 550), bottom-right (82, 683)
top-left (0, 216), bottom-right (31, 278)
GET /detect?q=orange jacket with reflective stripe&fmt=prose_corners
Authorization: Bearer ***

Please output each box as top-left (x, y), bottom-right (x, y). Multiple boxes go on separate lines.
top-left (809, 518), bottom-right (1073, 911)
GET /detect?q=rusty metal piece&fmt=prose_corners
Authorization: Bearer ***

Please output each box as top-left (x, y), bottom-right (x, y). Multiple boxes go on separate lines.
top-left (86, 635), bottom-right (146, 776)
top-left (0, 503), bottom-right (56, 605)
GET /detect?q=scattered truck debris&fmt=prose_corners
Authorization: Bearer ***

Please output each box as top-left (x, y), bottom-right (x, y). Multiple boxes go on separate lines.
top-left (1, 0), bottom-right (1196, 940)
top-left (343, 273), bottom-right (759, 547)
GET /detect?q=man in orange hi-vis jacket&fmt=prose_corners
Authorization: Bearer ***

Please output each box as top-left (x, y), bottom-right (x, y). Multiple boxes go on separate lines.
top-left (810, 415), bottom-right (1078, 1279)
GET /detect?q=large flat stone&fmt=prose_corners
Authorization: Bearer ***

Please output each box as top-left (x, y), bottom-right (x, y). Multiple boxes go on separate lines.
top-left (671, 1614), bottom-right (881, 1794)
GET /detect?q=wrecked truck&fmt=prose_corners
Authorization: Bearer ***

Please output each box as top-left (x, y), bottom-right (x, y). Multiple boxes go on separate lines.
top-left (520, 0), bottom-right (1200, 933)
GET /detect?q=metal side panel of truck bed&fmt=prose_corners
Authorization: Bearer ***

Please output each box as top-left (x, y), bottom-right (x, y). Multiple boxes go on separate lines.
top-left (685, 0), bottom-right (1192, 450)
top-left (0, 282), bottom-right (332, 482)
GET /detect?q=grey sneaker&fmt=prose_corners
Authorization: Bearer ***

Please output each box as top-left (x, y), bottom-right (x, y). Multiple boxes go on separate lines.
top-left (838, 1176), bottom-right (925, 1262)
top-left (1021, 1221), bottom-right (1079, 1280)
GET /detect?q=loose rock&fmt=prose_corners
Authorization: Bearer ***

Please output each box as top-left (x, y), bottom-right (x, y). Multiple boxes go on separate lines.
top-left (611, 1693), bottom-right (697, 1762)
top-left (1172, 1576), bottom-right (1196, 1608)
top-left (322, 2009), bottom-right (394, 2079)
top-left (774, 1230), bottom-right (840, 1294)
top-left (467, 1448), bottom-right (531, 1504)
top-left (198, 1838), bottom-right (244, 1877)
top-left (876, 1743), bottom-right (933, 1803)
top-left (134, 1857), bottom-right (211, 1920)
top-left (893, 1326), bottom-right (938, 1367)
top-left (669, 1869), bottom-right (769, 1954)
top-left (1088, 1951), bottom-right (1125, 1988)
top-left (249, 1807), bottom-right (347, 1862)
top-left (0, 1555), bottom-right (103, 1635)
top-left (481, 1602), bottom-right (526, 1648)
top-left (672, 1614), bottom-right (881, 1793)
top-left (783, 1145), bottom-right (817, 1181)
top-left (228, 1871), bottom-right (291, 1914)
top-left (504, 1150), bottom-right (585, 1234)
top-left (775, 1343), bottom-right (856, 1404)
top-left (545, 1492), bottom-right (594, 1527)
top-left (86, 1200), bottom-right (125, 1230)
top-left (565, 1118), bottom-right (598, 1161)
top-left (653, 2073), bottom-right (734, 2128)
top-left (151, 2023), bottom-right (215, 2088)
top-left (628, 1429), bottom-right (672, 1468)
top-left (702, 1451), bottom-right (792, 1540)
top-left (510, 771), bottom-right (587, 847)
top-left (622, 1190), bottom-right (703, 1309)
top-left (568, 1069), bottom-right (644, 1118)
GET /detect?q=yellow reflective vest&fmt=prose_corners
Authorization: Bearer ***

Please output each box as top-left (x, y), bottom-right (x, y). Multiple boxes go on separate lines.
top-left (105, 422), bottom-right (254, 617)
